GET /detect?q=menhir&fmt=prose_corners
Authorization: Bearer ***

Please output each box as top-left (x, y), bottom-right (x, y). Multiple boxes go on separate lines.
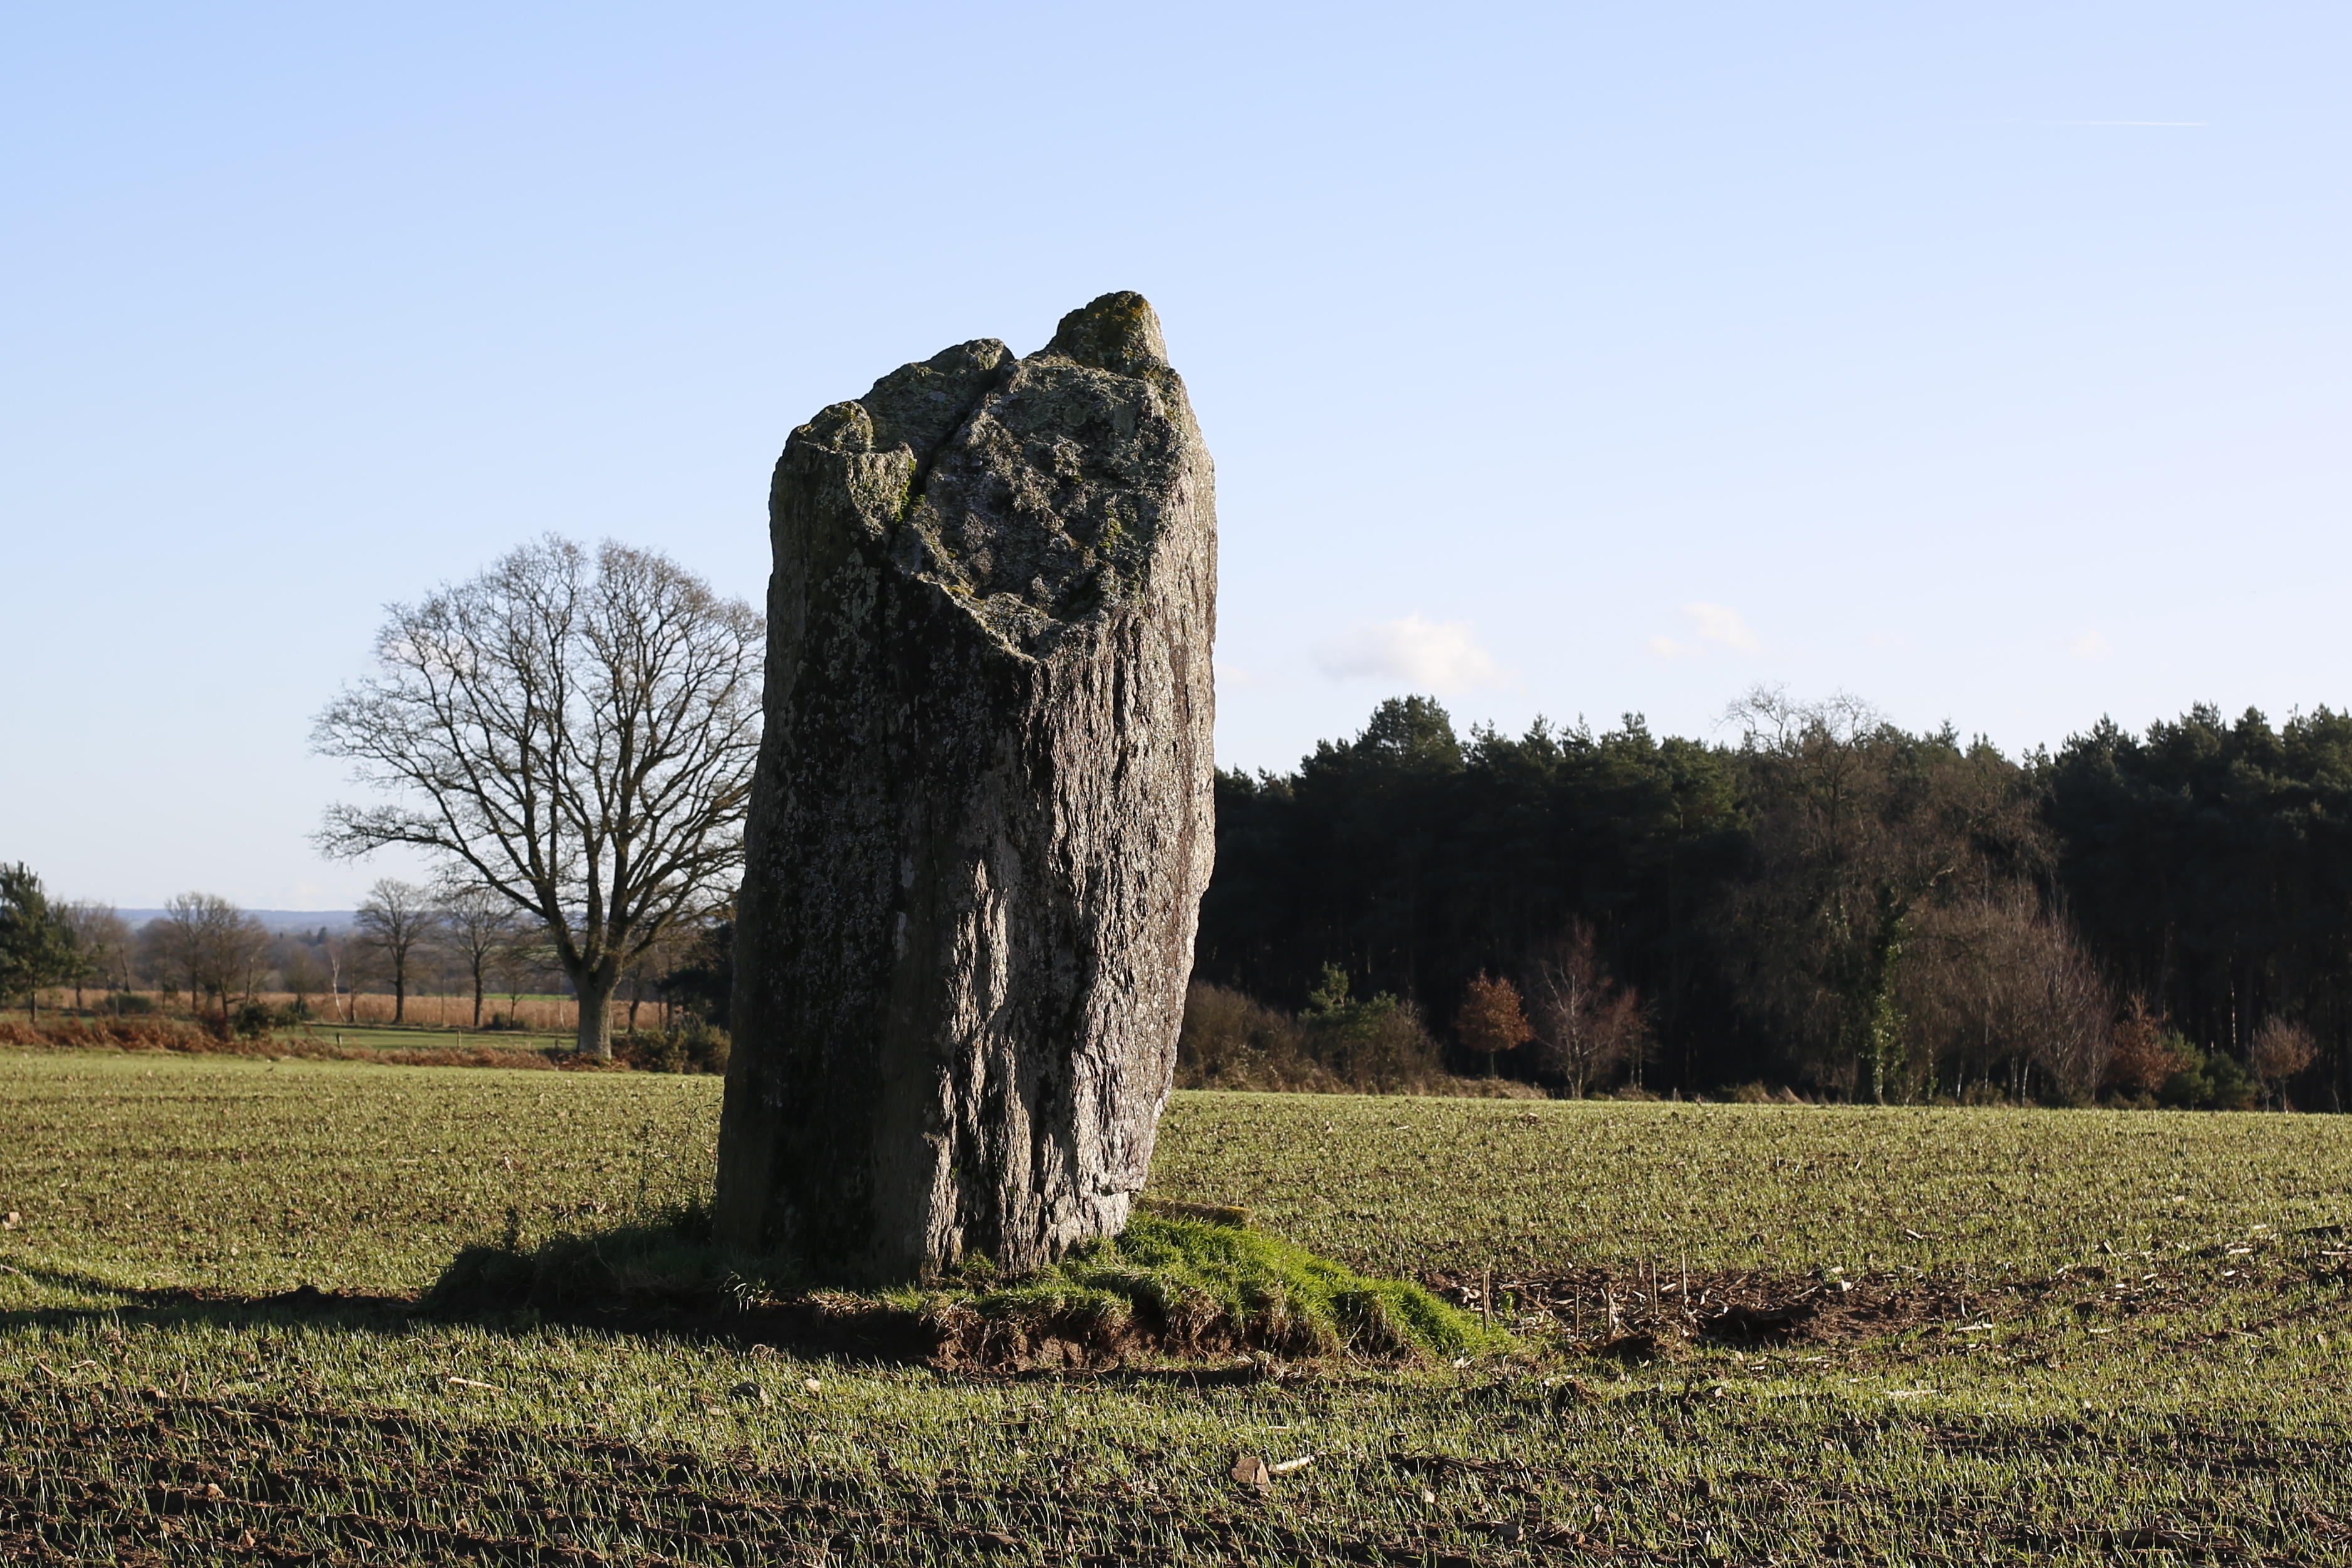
top-left (715, 292), bottom-right (1217, 1284)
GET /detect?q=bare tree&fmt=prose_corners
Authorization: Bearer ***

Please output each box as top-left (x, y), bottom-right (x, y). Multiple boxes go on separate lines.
top-left (1898, 892), bottom-right (2113, 1102)
top-left (57, 902), bottom-right (128, 1012)
top-left (314, 536), bottom-right (763, 1057)
top-left (2015, 915), bottom-right (2113, 1101)
top-left (353, 878), bottom-right (435, 1024)
top-left (436, 882), bottom-right (524, 1029)
top-left (281, 942), bottom-right (330, 1018)
top-left (140, 920), bottom-right (193, 1013)
top-left (491, 929), bottom-right (552, 1024)
top-left (1716, 687), bottom-right (2045, 1102)
top-left (615, 918), bottom-right (712, 1035)
top-left (147, 894), bottom-right (269, 1031)
top-left (2249, 1017), bottom-right (2318, 1109)
top-left (321, 932), bottom-right (356, 1022)
top-left (1524, 920), bottom-right (1650, 1097)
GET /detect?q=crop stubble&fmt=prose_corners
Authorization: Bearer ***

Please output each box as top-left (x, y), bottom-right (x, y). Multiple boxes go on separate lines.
top-left (3, 1052), bottom-right (2348, 1564)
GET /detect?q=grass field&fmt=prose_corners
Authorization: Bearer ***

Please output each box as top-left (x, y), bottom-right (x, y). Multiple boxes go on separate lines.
top-left (276, 1022), bottom-right (576, 1056)
top-left (3, 1050), bottom-right (2348, 1564)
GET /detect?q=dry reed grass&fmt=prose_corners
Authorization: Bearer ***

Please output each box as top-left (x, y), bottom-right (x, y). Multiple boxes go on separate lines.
top-left (0, 1017), bottom-right (602, 1071)
top-left (23, 989), bottom-right (631, 1032)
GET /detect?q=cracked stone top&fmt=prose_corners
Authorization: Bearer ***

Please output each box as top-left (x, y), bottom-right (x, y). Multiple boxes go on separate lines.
top-left (786, 291), bottom-right (1203, 658)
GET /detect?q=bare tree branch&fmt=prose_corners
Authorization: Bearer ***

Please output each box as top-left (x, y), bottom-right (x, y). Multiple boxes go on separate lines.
top-left (313, 536), bottom-right (762, 1057)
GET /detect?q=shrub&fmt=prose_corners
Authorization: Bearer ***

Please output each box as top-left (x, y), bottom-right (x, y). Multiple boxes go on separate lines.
top-left (229, 999), bottom-right (277, 1040)
top-left (107, 991), bottom-right (157, 1016)
top-left (2108, 997), bottom-right (2187, 1098)
top-left (1176, 972), bottom-right (1455, 1093)
top-left (0, 1017), bottom-right (218, 1051)
top-left (2158, 1042), bottom-right (2259, 1111)
top-left (616, 1020), bottom-right (731, 1074)
top-left (1298, 965), bottom-right (1447, 1089)
top-left (1176, 982), bottom-right (1328, 1090)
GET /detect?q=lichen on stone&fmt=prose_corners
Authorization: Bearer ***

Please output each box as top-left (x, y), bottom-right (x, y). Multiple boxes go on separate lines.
top-left (719, 292), bottom-right (1218, 1285)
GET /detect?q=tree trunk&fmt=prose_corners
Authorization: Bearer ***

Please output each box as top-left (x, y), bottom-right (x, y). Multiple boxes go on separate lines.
top-left (575, 969), bottom-right (616, 1059)
top-left (471, 971), bottom-right (484, 1029)
top-left (392, 962), bottom-right (406, 1024)
top-left (717, 294), bottom-right (1216, 1285)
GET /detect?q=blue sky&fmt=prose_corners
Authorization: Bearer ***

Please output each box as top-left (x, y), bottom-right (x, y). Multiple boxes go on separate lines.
top-left (5, 3), bottom-right (2347, 908)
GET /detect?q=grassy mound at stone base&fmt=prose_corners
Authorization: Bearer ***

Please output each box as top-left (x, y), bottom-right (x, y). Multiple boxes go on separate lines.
top-left (427, 1205), bottom-right (1497, 1369)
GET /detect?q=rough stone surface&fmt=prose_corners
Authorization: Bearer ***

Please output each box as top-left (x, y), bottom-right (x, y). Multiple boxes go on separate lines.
top-left (715, 292), bottom-right (1216, 1284)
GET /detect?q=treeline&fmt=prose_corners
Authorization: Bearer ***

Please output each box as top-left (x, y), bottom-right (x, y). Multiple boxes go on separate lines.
top-left (1193, 692), bottom-right (2352, 1109)
top-left (0, 870), bottom-right (732, 1062)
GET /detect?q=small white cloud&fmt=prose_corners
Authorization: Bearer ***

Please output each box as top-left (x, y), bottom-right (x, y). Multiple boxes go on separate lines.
top-left (1685, 602), bottom-right (1761, 655)
top-left (1648, 603), bottom-right (1760, 660)
top-left (2070, 631), bottom-right (2113, 662)
top-left (1215, 661), bottom-right (1279, 690)
top-left (1313, 614), bottom-right (1510, 692)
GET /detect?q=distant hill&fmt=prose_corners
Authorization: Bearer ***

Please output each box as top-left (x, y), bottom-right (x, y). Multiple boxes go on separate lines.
top-left (117, 909), bottom-right (356, 934)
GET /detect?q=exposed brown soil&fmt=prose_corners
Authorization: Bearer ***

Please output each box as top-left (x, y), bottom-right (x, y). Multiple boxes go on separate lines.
top-left (650, 1289), bottom-right (1184, 1373)
top-left (548, 1260), bottom-right (2010, 1374)
top-left (97, 1245), bottom-right (2332, 1387)
top-left (1432, 1264), bottom-right (2026, 1355)
top-left (419, 1249), bottom-right (1326, 1374)
top-left (33, 1271), bottom-right (1331, 1378)
top-left (918, 1297), bottom-right (1257, 1373)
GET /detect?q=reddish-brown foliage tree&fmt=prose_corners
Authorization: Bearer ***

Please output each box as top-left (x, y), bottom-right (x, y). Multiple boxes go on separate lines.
top-left (1454, 971), bottom-right (1532, 1076)
top-left (2106, 995), bottom-right (2186, 1098)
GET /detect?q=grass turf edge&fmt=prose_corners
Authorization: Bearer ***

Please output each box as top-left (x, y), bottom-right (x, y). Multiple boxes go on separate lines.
top-left (424, 1210), bottom-right (1502, 1368)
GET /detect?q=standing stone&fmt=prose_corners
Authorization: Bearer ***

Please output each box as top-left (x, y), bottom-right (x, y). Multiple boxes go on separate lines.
top-left (714, 293), bottom-right (1216, 1284)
